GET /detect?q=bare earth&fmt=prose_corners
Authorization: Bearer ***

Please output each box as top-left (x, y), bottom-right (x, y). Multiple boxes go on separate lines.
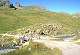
top-left (33, 39), bottom-right (80, 55)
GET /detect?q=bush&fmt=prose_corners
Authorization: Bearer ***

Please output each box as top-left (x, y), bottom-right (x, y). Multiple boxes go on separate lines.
top-left (2, 42), bottom-right (62, 55)
top-left (53, 48), bottom-right (62, 55)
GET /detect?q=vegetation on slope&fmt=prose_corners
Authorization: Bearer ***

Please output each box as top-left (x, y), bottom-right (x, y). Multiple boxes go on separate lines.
top-left (0, 7), bottom-right (80, 34)
top-left (0, 35), bottom-right (19, 48)
top-left (0, 6), bottom-right (80, 55)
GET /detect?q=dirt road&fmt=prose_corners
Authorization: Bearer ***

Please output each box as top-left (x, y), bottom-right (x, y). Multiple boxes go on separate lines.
top-left (33, 39), bottom-right (80, 55)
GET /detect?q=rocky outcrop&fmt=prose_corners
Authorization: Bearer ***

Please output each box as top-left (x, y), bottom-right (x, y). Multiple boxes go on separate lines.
top-left (24, 24), bottom-right (63, 36)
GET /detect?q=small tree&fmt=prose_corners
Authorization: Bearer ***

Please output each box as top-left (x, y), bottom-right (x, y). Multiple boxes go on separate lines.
top-left (0, 0), bottom-right (11, 7)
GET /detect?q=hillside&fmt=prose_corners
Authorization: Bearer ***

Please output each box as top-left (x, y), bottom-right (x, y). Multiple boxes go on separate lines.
top-left (0, 6), bottom-right (80, 55)
top-left (0, 7), bottom-right (80, 34)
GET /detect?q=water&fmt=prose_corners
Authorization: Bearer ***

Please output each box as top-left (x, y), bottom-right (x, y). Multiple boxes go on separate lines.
top-left (63, 37), bottom-right (73, 42)
top-left (0, 49), bottom-right (16, 55)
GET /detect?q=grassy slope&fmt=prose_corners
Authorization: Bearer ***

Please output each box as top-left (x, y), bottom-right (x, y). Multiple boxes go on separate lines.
top-left (0, 7), bottom-right (80, 34)
top-left (0, 7), bottom-right (80, 55)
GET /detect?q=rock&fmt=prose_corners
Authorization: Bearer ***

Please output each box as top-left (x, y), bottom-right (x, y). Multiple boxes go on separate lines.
top-left (24, 24), bottom-right (63, 36)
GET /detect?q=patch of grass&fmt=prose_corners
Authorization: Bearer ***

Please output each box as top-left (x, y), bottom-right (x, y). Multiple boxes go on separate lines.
top-left (73, 39), bottom-right (80, 45)
top-left (53, 48), bottom-right (62, 55)
top-left (2, 42), bottom-right (62, 55)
